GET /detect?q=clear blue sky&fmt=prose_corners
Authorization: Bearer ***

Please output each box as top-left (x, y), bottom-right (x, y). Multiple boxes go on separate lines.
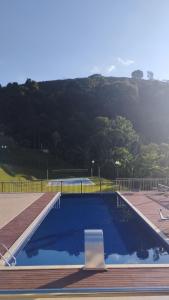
top-left (0, 0), bottom-right (169, 85)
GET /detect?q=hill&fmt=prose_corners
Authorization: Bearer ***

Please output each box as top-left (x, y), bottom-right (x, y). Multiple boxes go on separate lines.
top-left (1, 74), bottom-right (169, 178)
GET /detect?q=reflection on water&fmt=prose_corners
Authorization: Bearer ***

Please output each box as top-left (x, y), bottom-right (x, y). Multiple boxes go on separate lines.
top-left (16, 194), bottom-right (169, 266)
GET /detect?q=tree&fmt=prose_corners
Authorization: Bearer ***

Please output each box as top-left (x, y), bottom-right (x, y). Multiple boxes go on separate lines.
top-left (25, 78), bottom-right (39, 90)
top-left (134, 143), bottom-right (160, 177)
top-left (88, 74), bottom-right (102, 78)
top-left (112, 147), bottom-right (134, 177)
top-left (131, 70), bottom-right (143, 80)
top-left (87, 116), bottom-right (139, 178)
top-left (111, 116), bottom-right (139, 149)
top-left (93, 116), bottom-right (111, 132)
top-left (147, 71), bottom-right (154, 80)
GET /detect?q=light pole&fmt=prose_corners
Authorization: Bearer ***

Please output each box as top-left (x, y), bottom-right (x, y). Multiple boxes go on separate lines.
top-left (131, 166), bottom-right (134, 178)
top-left (46, 157), bottom-right (49, 181)
top-left (98, 166), bottom-right (101, 179)
top-left (1, 145), bottom-right (7, 164)
top-left (42, 148), bottom-right (49, 180)
top-left (91, 160), bottom-right (95, 177)
top-left (115, 160), bottom-right (121, 178)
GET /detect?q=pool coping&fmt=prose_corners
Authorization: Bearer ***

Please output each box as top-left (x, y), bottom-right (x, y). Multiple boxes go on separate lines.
top-left (2, 286), bottom-right (169, 298)
top-left (0, 192), bottom-right (61, 266)
top-left (2, 262), bottom-right (169, 270)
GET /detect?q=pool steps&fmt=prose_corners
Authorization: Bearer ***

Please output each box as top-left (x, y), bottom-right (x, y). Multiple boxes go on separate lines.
top-left (0, 243), bottom-right (16, 266)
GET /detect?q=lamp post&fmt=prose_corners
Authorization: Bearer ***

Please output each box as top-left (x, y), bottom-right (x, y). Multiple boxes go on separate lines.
top-left (46, 157), bottom-right (49, 181)
top-left (98, 166), bottom-right (101, 179)
top-left (42, 148), bottom-right (49, 180)
top-left (131, 166), bottom-right (134, 178)
top-left (1, 145), bottom-right (7, 164)
top-left (115, 160), bottom-right (121, 178)
top-left (91, 160), bottom-right (95, 177)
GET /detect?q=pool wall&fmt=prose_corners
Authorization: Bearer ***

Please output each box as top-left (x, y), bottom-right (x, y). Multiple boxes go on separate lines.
top-left (0, 192), bottom-right (61, 266)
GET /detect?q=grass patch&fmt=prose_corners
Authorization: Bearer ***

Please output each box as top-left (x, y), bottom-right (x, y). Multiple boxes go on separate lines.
top-left (0, 151), bottom-right (118, 192)
top-left (0, 177), bottom-right (118, 193)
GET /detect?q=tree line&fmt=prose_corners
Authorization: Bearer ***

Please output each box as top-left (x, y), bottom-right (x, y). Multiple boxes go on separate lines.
top-left (0, 73), bottom-right (169, 178)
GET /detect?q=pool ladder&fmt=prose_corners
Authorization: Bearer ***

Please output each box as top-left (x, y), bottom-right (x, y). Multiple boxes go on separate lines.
top-left (0, 243), bottom-right (16, 266)
top-left (53, 196), bottom-right (61, 209)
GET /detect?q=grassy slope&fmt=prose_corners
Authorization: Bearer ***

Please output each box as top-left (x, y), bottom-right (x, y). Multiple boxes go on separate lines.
top-left (0, 146), bottom-right (71, 181)
top-left (0, 169), bottom-right (117, 193)
top-left (0, 164), bottom-right (42, 181)
top-left (0, 175), bottom-right (116, 192)
top-left (0, 148), bottom-right (116, 192)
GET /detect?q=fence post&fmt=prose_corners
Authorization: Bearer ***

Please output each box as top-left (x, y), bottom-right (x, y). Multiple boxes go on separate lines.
top-left (81, 181), bottom-right (82, 194)
top-left (2, 182), bottom-right (4, 193)
top-left (61, 181), bottom-right (62, 193)
top-left (100, 180), bottom-right (102, 192)
top-left (41, 180), bottom-right (43, 192)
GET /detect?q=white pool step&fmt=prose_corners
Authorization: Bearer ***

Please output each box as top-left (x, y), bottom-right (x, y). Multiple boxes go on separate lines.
top-left (84, 229), bottom-right (106, 270)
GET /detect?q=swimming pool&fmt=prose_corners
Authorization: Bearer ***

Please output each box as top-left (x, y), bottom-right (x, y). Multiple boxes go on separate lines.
top-left (48, 178), bottom-right (94, 186)
top-left (14, 193), bottom-right (169, 266)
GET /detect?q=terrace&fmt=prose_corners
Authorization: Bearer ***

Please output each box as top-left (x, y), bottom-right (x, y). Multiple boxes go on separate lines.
top-left (1, 178), bottom-right (169, 299)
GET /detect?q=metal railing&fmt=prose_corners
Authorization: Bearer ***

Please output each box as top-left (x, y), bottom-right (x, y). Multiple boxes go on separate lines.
top-left (0, 243), bottom-right (16, 266)
top-left (116, 178), bottom-right (169, 191)
top-left (0, 180), bottom-right (117, 193)
top-left (0, 178), bottom-right (168, 193)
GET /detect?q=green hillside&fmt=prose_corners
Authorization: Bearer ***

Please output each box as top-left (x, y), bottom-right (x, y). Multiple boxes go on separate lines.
top-left (0, 147), bottom-right (71, 180)
top-left (1, 74), bottom-right (169, 178)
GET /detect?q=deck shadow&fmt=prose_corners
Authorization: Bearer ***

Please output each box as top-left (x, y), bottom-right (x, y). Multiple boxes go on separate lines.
top-left (39, 269), bottom-right (106, 289)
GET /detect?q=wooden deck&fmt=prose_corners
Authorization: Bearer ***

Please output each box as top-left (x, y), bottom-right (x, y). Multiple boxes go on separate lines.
top-left (1, 267), bottom-right (169, 290)
top-left (1, 191), bottom-right (169, 294)
top-left (121, 191), bottom-right (169, 239)
top-left (0, 192), bottom-right (56, 256)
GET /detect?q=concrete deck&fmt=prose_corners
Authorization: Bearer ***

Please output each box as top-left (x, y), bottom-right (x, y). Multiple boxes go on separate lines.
top-left (0, 193), bottom-right (43, 229)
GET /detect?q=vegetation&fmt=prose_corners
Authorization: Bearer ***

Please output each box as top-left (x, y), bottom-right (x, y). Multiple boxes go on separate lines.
top-left (1, 73), bottom-right (169, 178)
top-left (131, 70), bottom-right (143, 80)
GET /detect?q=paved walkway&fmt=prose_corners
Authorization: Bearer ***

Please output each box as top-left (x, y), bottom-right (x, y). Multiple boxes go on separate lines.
top-left (0, 193), bottom-right (43, 229)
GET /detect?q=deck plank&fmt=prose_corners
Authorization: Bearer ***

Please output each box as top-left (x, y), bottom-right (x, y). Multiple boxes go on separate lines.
top-left (0, 192), bottom-right (56, 255)
top-left (121, 191), bottom-right (169, 238)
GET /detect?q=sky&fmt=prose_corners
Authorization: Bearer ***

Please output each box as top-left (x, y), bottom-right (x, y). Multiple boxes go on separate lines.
top-left (0, 0), bottom-right (169, 86)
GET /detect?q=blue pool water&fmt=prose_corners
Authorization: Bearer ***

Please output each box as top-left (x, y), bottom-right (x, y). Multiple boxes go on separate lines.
top-left (48, 177), bottom-right (94, 186)
top-left (15, 194), bottom-right (169, 266)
